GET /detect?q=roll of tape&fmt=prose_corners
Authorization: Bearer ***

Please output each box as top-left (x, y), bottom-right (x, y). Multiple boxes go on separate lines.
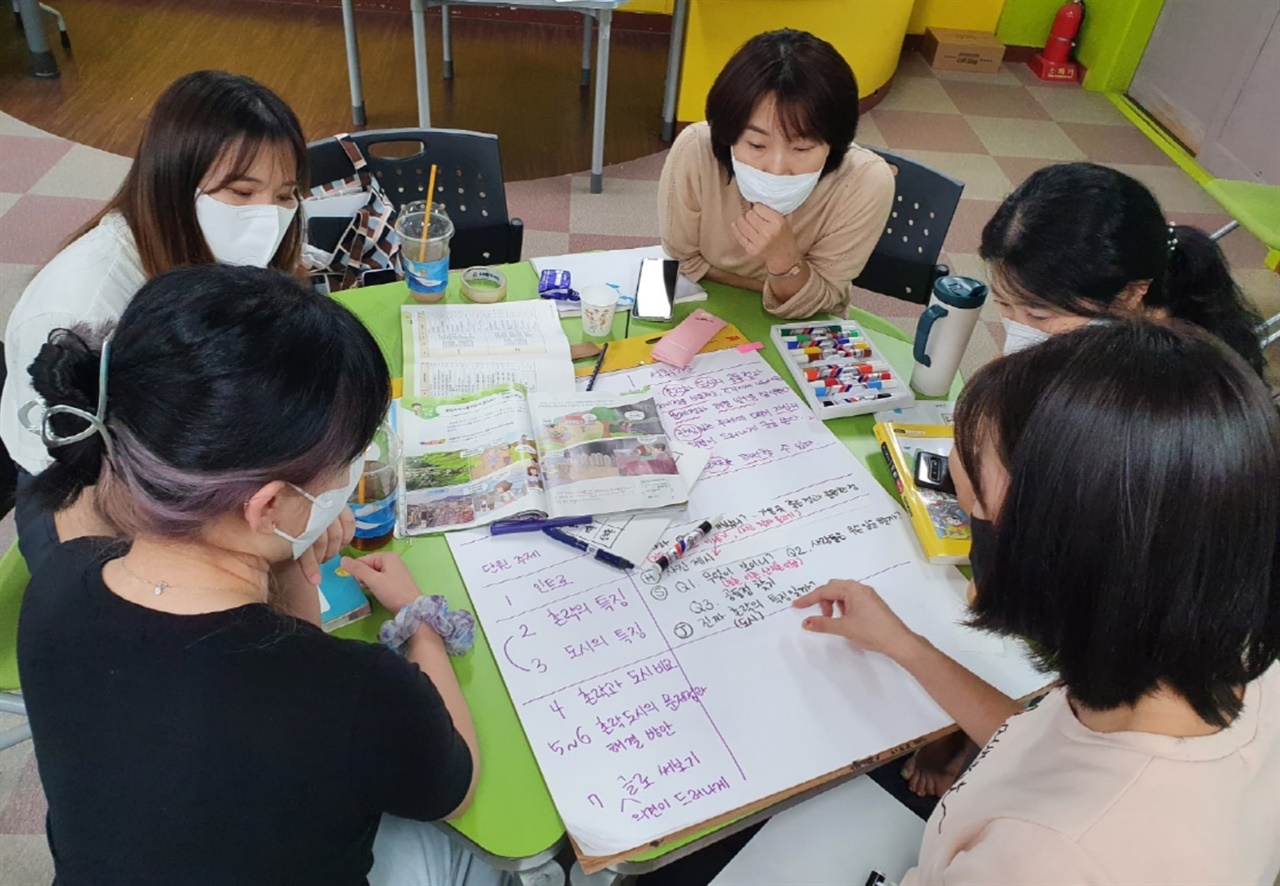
top-left (460, 266), bottom-right (508, 303)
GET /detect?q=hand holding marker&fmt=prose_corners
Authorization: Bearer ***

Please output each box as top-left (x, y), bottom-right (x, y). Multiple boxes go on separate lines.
top-left (643, 515), bottom-right (724, 580)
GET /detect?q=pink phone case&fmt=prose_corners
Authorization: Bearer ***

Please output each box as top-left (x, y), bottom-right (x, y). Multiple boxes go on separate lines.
top-left (650, 309), bottom-right (728, 368)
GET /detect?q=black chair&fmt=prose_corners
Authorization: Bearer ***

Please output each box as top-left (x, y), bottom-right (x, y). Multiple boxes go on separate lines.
top-left (306, 128), bottom-right (524, 271)
top-left (852, 148), bottom-right (965, 305)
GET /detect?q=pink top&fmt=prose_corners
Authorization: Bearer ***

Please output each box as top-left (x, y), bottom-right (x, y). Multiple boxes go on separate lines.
top-left (904, 663), bottom-right (1280, 884)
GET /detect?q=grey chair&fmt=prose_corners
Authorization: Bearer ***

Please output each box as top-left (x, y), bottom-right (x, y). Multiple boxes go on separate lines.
top-left (306, 128), bottom-right (523, 272)
top-left (853, 148), bottom-right (965, 306)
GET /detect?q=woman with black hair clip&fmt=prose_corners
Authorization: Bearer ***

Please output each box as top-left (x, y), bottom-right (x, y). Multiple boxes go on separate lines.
top-left (983, 162), bottom-right (1266, 376)
top-left (659, 29), bottom-right (895, 319)
top-left (791, 320), bottom-right (1279, 882)
top-left (17, 265), bottom-right (500, 886)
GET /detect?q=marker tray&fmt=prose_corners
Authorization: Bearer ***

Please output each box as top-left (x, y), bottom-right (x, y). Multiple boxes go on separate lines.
top-left (770, 321), bottom-right (915, 419)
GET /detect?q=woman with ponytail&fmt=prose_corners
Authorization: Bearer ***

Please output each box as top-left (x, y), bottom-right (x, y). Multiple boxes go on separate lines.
top-left (980, 162), bottom-right (1266, 376)
top-left (896, 162), bottom-right (1268, 802)
top-left (18, 265), bottom-right (498, 885)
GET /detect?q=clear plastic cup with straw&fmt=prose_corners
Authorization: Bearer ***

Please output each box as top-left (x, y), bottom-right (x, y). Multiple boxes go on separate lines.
top-left (395, 199), bottom-right (454, 303)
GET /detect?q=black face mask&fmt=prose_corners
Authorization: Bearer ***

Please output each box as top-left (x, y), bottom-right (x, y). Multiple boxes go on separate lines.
top-left (968, 516), bottom-right (997, 594)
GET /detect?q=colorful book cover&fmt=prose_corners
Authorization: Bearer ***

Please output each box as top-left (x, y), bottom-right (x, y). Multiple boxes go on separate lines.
top-left (318, 557), bottom-right (372, 633)
top-left (873, 421), bottom-right (970, 565)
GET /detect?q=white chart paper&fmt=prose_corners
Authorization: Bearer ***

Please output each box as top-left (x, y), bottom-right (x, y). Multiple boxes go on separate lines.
top-left (447, 351), bottom-right (1047, 856)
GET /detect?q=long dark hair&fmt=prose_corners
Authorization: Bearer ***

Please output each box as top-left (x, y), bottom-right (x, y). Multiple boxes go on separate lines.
top-left (956, 320), bottom-right (1280, 727)
top-left (29, 265), bottom-right (389, 539)
top-left (705, 29), bottom-right (860, 180)
top-left (981, 163), bottom-right (1265, 376)
top-left (74, 70), bottom-right (308, 278)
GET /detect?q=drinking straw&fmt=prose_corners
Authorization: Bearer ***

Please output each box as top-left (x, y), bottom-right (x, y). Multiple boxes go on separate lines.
top-left (418, 164), bottom-right (438, 262)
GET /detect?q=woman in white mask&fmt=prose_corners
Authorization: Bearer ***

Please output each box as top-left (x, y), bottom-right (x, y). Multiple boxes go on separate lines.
top-left (658, 29), bottom-right (895, 319)
top-left (896, 163), bottom-right (1270, 805)
top-left (18, 264), bottom-right (500, 886)
top-left (2, 70), bottom-right (307, 576)
top-left (982, 162), bottom-right (1265, 376)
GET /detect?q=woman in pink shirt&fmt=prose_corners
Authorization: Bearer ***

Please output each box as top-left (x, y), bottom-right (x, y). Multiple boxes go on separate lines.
top-left (795, 319), bottom-right (1280, 883)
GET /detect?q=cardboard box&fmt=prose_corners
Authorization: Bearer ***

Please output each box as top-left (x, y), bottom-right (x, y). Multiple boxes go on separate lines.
top-left (921, 27), bottom-right (1005, 74)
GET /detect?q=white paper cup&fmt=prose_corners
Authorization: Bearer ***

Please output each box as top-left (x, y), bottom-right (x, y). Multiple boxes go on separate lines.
top-left (580, 285), bottom-right (620, 337)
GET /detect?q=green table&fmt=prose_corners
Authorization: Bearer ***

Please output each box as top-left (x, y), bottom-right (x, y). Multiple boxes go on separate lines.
top-left (332, 264), bottom-right (958, 874)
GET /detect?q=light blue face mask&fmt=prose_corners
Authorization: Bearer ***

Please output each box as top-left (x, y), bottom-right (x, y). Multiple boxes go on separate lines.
top-left (273, 458), bottom-right (364, 559)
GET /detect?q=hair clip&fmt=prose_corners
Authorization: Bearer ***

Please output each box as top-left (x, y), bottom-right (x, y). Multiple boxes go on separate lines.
top-left (1166, 222), bottom-right (1178, 252)
top-left (42, 335), bottom-right (114, 461)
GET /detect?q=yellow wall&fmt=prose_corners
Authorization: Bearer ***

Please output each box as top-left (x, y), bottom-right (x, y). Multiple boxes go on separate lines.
top-left (907, 0), bottom-right (1004, 34)
top-left (996, 0), bottom-right (1061, 46)
top-left (676, 0), bottom-right (913, 122)
top-left (621, 0), bottom-right (674, 13)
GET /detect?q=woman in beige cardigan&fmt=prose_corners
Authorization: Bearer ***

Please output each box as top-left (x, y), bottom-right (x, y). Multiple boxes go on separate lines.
top-left (658, 29), bottom-right (894, 319)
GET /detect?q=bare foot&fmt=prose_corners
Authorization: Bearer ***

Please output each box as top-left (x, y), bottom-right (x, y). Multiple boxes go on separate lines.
top-left (901, 732), bottom-right (978, 797)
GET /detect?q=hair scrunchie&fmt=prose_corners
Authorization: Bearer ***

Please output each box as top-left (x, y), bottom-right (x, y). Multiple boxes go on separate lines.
top-left (379, 595), bottom-right (476, 657)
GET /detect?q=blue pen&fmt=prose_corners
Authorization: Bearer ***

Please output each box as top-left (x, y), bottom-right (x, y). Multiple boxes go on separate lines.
top-left (542, 527), bottom-right (634, 571)
top-left (490, 515), bottom-right (594, 535)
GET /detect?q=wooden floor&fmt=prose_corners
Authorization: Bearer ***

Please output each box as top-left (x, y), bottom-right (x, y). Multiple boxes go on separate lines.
top-left (0, 0), bottom-right (672, 181)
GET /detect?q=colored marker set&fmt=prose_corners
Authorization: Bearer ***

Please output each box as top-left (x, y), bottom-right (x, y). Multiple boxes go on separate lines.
top-left (770, 321), bottom-right (914, 418)
top-left (788, 343), bottom-right (875, 363)
top-left (802, 366), bottom-right (892, 383)
top-left (811, 378), bottom-right (899, 398)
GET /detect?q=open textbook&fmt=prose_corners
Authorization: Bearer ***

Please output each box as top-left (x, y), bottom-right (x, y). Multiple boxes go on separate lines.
top-left (400, 302), bottom-right (576, 397)
top-left (393, 385), bottom-right (691, 535)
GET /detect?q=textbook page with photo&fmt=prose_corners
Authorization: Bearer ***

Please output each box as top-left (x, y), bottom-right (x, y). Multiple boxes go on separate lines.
top-left (394, 385), bottom-right (690, 535)
top-left (400, 302), bottom-right (576, 397)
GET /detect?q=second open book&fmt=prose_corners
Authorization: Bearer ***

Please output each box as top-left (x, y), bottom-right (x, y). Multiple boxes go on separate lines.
top-left (392, 385), bottom-right (691, 535)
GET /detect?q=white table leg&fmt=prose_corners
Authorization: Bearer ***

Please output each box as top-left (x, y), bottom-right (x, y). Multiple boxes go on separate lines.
top-left (568, 861), bottom-right (622, 886)
top-left (589, 8), bottom-right (612, 194)
top-left (516, 856), bottom-right (568, 886)
top-left (660, 0), bottom-right (689, 143)
top-left (580, 12), bottom-right (593, 87)
top-left (16, 0), bottom-right (58, 77)
top-left (339, 0), bottom-right (367, 125)
top-left (410, 0), bottom-right (432, 128)
top-left (442, 3), bottom-right (454, 80)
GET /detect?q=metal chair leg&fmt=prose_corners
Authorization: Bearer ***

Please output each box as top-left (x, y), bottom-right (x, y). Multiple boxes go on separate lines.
top-left (441, 3), bottom-right (453, 80)
top-left (1210, 220), bottom-right (1239, 241)
top-left (580, 12), bottom-right (592, 87)
top-left (0, 723), bottom-right (32, 751)
top-left (14, 0), bottom-right (58, 77)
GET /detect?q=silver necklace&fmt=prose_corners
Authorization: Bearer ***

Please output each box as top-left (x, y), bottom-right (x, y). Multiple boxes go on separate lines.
top-left (117, 557), bottom-right (265, 599)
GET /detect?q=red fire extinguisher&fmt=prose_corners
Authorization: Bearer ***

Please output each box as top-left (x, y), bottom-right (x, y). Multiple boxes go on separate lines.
top-left (1029, 0), bottom-right (1085, 82)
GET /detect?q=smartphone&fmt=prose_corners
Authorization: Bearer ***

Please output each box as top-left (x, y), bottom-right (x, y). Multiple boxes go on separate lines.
top-left (360, 267), bottom-right (399, 288)
top-left (914, 451), bottom-right (956, 494)
top-left (633, 258), bottom-right (676, 322)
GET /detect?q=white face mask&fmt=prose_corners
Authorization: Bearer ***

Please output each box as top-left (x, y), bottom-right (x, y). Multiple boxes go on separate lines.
top-left (273, 459), bottom-right (363, 559)
top-left (1002, 318), bottom-right (1053, 356)
top-left (730, 149), bottom-right (821, 216)
top-left (195, 193), bottom-right (296, 267)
